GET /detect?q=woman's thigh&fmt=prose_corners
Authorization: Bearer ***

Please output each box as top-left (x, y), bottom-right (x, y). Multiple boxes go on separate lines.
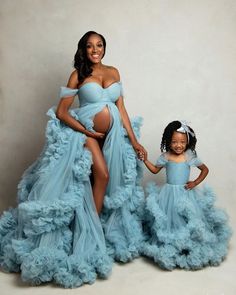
top-left (85, 137), bottom-right (108, 179)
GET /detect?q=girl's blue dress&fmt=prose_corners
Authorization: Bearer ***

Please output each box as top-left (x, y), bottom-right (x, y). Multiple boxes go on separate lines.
top-left (142, 150), bottom-right (232, 270)
top-left (0, 82), bottom-right (144, 287)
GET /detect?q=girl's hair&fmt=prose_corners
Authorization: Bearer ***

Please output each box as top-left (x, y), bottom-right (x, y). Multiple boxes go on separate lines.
top-left (160, 120), bottom-right (197, 153)
top-left (74, 31), bottom-right (106, 83)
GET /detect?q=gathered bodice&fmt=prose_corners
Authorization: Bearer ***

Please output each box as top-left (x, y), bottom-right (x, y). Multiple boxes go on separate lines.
top-left (60, 81), bottom-right (123, 107)
top-left (58, 81), bottom-right (123, 132)
top-left (166, 162), bottom-right (190, 185)
top-left (156, 150), bottom-right (203, 186)
top-left (78, 82), bottom-right (122, 106)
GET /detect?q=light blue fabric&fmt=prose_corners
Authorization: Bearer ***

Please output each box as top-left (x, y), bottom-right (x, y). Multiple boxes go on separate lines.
top-left (59, 86), bottom-right (78, 98)
top-left (0, 81), bottom-right (144, 287)
top-left (142, 150), bottom-right (232, 270)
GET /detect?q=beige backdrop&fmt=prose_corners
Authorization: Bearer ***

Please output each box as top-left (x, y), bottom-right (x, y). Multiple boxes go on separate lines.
top-left (0, 0), bottom-right (235, 226)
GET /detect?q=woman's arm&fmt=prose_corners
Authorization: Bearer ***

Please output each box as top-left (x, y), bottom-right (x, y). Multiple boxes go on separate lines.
top-left (113, 69), bottom-right (147, 158)
top-left (116, 97), bottom-right (147, 158)
top-left (185, 164), bottom-right (209, 190)
top-left (56, 71), bottom-right (104, 139)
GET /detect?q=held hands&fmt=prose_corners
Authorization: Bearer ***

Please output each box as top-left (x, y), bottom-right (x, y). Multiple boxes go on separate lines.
top-left (132, 141), bottom-right (147, 161)
top-left (185, 181), bottom-right (197, 190)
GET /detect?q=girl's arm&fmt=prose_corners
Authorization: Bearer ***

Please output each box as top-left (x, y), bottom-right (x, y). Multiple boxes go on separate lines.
top-left (185, 164), bottom-right (209, 190)
top-left (144, 159), bottom-right (163, 174)
top-left (56, 71), bottom-right (104, 139)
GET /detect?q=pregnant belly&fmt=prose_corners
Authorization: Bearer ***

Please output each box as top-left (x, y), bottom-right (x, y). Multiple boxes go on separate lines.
top-left (93, 106), bottom-right (111, 133)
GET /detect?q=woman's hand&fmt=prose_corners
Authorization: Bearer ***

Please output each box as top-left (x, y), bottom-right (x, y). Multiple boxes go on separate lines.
top-left (132, 141), bottom-right (147, 161)
top-left (185, 181), bottom-right (197, 190)
top-left (84, 130), bottom-right (105, 139)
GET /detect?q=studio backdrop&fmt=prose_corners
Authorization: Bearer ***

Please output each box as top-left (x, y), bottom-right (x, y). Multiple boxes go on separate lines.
top-left (0, 0), bottom-right (235, 223)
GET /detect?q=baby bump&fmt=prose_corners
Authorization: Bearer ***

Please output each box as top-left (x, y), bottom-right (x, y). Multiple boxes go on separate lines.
top-left (93, 106), bottom-right (111, 133)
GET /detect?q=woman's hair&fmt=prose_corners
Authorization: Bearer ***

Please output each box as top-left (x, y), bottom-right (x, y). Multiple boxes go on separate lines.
top-left (74, 31), bottom-right (106, 83)
top-left (160, 120), bottom-right (197, 153)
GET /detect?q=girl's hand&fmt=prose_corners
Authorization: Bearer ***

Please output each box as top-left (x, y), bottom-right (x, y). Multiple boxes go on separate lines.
top-left (185, 181), bottom-right (197, 190)
top-left (132, 141), bottom-right (147, 161)
top-left (84, 130), bottom-right (105, 139)
top-left (143, 152), bottom-right (148, 162)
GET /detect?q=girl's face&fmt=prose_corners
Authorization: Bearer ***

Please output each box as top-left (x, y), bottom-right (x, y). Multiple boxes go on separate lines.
top-left (170, 131), bottom-right (188, 155)
top-left (86, 34), bottom-right (104, 64)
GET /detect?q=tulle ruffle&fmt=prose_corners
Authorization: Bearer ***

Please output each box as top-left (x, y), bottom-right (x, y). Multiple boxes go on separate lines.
top-left (101, 116), bottom-right (145, 262)
top-left (142, 182), bottom-right (232, 270)
top-left (0, 107), bottom-right (144, 287)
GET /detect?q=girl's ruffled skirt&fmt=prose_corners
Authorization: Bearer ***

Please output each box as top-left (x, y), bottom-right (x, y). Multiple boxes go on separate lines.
top-left (142, 182), bottom-right (232, 270)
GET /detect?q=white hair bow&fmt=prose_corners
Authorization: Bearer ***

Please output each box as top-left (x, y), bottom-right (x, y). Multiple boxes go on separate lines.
top-left (177, 120), bottom-right (195, 142)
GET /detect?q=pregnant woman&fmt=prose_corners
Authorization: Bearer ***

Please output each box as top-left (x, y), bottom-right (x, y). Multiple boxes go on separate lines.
top-left (0, 31), bottom-right (146, 288)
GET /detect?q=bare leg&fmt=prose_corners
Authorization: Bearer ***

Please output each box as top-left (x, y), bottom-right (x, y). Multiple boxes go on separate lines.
top-left (85, 137), bottom-right (109, 214)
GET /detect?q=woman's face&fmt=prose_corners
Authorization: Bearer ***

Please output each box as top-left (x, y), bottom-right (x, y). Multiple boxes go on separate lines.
top-left (86, 34), bottom-right (104, 64)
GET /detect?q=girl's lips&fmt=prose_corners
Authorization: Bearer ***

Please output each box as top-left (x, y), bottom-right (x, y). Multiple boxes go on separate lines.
top-left (175, 149), bottom-right (183, 153)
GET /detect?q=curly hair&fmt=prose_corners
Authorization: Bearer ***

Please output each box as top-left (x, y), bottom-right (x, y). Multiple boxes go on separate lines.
top-left (160, 120), bottom-right (197, 153)
top-left (74, 31), bottom-right (106, 83)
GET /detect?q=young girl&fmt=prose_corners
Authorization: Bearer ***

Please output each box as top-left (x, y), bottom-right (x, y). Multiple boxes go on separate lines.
top-left (142, 120), bottom-right (232, 270)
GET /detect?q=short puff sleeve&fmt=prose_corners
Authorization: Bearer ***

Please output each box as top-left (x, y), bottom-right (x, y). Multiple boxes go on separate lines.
top-left (156, 153), bottom-right (168, 167)
top-left (185, 149), bottom-right (203, 167)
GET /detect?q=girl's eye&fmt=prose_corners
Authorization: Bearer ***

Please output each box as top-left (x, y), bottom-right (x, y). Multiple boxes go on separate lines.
top-left (97, 43), bottom-right (103, 47)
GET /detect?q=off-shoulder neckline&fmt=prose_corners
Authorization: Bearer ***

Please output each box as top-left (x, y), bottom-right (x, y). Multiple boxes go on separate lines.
top-left (77, 81), bottom-right (121, 91)
top-left (164, 151), bottom-right (188, 164)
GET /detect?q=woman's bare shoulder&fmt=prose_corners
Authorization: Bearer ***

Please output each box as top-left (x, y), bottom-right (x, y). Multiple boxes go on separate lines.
top-left (104, 65), bottom-right (120, 80)
top-left (67, 70), bottom-right (79, 88)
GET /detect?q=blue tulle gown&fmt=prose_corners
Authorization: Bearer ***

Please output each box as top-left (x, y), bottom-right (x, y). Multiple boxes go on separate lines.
top-left (142, 150), bottom-right (232, 270)
top-left (0, 81), bottom-right (144, 287)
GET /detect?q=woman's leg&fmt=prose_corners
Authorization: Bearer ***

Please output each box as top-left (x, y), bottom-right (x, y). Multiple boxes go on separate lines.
top-left (85, 137), bottom-right (109, 214)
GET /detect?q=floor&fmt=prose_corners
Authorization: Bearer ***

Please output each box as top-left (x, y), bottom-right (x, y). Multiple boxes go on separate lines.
top-left (1, 233), bottom-right (235, 295)
top-left (1, 189), bottom-right (235, 295)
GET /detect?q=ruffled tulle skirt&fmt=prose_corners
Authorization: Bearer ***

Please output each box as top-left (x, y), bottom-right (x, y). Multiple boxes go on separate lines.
top-left (0, 107), bottom-right (144, 288)
top-left (142, 182), bottom-right (232, 270)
